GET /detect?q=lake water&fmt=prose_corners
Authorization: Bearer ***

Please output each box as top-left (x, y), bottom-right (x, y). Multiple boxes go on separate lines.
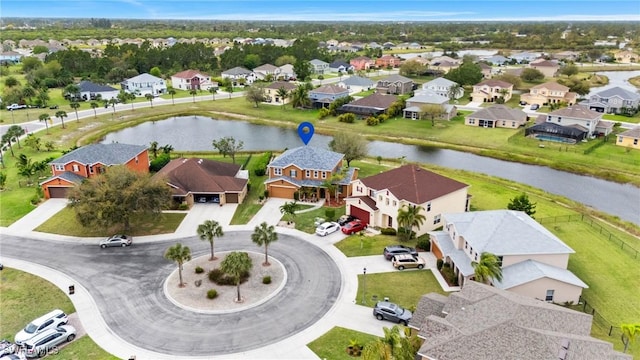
top-left (588, 70), bottom-right (640, 96)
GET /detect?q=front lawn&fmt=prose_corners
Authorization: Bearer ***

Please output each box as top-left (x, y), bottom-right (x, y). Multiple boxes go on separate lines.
top-left (229, 152), bottom-right (270, 224)
top-left (335, 234), bottom-right (417, 257)
top-left (357, 271), bottom-right (447, 308)
top-left (293, 206), bottom-right (346, 234)
top-left (307, 326), bottom-right (379, 360)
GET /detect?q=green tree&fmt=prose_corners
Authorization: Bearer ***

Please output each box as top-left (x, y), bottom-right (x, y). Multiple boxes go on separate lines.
top-left (276, 87), bottom-right (289, 109)
top-left (507, 193), bottom-right (537, 218)
top-left (149, 66), bottom-right (162, 78)
top-left (211, 136), bottom-right (244, 164)
top-left (559, 64), bottom-right (579, 77)
top-left (0, 172), bottom-right (6, 189)
top-left (279, 201), bottom-right (297, 224)
top-left (149, 141), bottom-right (159, 159)
top-left (220, 251), bottom-right (253, 302)
top-left (243, 54), bottom-right (261, 70)
top-left (69, 101), bottom-right (80, 122)
top-left (2, 125), bottom-right (25, 156)
top-left (329, 132), bottom-right (368, 167)
top-left (164, 243), bottom-right (191, 288)
top-left (621, 323), bottom-right (640, 353)
top-left (38, 113), bottom-right (50, 134)
top-left (64, 84), bottom-right (80, 101)
top-left (23, 134), bottom-right (41, 152)
top-left (420, 104), bottom-right (446, 126)
top-left (362, 326), bottom-right (418, 360)
top-left (145, 93), bottom-right (154, 108)
top-left (208, 86), bottom-right (217, 101)
top-left (293, 60), bottom-right (313, 82)
top-left (399, 59), bottom-right (426, 76)
top-left (471, 252), bottom-right (503, 284)
top-left (36, 89), bottom-right (50, 108)
top-left (290, 84), bottom-right (311, 109)
top-left (189, 89), bottom-right (198, 103)
top-left (444, 62), bottom-right (483, 86)
top-left (396, 204), bottom-right (426, 241)
top-left (251, 221), bottom-right (278, 266)
top-left (161, 144), bottom-right (174, 156)
top-left (245, 83), bottom-right (266, 107)
top-left (197, 219), bottom-right (224, 261)
top-left (167, 87), bottom-right (176, 105)
top-left (520, 68), bottom-right (545, 82)
top-left (21, 57), bottom-right (43, 73)
top-left (67, 166), bottom-right (171, 233)
top-left (55, 110), bottom-right (68, 129)
top-left (21, 86), bottom-right (36, 105)
top-left (90, 101), bottom-right (99, 118)
top-left (4, 76), bottom-right (19, 88)
top-left (447, 83), bottom-right (463, 101)
top-left (275, 55), bottom-right (296, 67)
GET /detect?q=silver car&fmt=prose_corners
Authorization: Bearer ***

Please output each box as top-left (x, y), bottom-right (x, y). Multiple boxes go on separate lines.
top-left (23, 325), bottom-right (76, 358)
top-left (315, 222), bottom-right (340, 236)
top-left (99, 234), bottom-right (132, 248)
top-left (373, 301), bottom-right (413, 326)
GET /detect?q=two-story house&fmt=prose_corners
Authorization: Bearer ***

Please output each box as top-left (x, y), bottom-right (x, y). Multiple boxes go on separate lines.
top-left (77, 80), bottom-right (119, 101)
top-left (585, 86), bottom-right (640, 114)
top-left (520, 82), bottom-right (577, 106)
top-left (403, 90), bottom-right (457, 120)
top-left (40, 143), bottom-right (149, 199)
top-left (308, 84), bottom-right (350, 108)
top-left (264, 146), bottom-right (358, 200)
top-left (429, 210), bottom-right (587, 303)
top-left (616, 126), bottom-right (640, 150)
top-left (121, 73), bottom-right (167, 97)
top-left (376, 74), bottom-right (414, 95)
top-left (421, 78), bottom-right (464, 100)
top-left (465, 105), bottom-right (528, 128)
top-left (170, 70), bottom-right (218, 91)
top-left (534, 104), bottom-right (612, 139)
top-left (264, 81), bottom-right (297, 104)
top-left (309, 59), bottom-right (330, 75)
top-left (221, 66), bottom-right (257, 86)
top-left (253, 63), bottom-right (280, 80)
top-left (615, 50), bottom-right (638, 64)
top-left (470, 79), bottom-right (513, 103)
top-left (329, 60), bottom-right (354, 73)
top-left (346, 164), bottom-right (469, 234)
top-left (529, 60), bottom-right (560, 78)
top-left (337, 76), bottom-right (375, 94)
top-left (350, 56), bottom-right (374, 71)
top-left (278, 64), bottom-right (296, 81)
top-left (375, 54), bottom-right (402, 68)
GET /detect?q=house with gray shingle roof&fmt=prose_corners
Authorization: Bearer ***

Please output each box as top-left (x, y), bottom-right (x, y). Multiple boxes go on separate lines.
top-left (121, 73), bottom-right (167, 97)
top-left (339, 93), bottom-right (397, 116)
top-left (309, 59), bottom-right (330, 74)
top-left (585, 86), bottom-right (640, 115)
top-left (265, 146), bottom-right (358, 200)
top-left (421, 77), bottom-right (463, 99)
top-left (221, 66), bottom-right (257, 86)
top-left (429, 210), bottom-right (587, 303)
top-left (40, 143), bottom-right (149, 199)
top-left (413, 281), bottom-right (629, 360)
top-left (616, 126), bottom-right (640, 150)
top-left (346, 164), bottom-right (469, 231)
top-left (404, 90), bottom-right (457, 120)
top-left (541, 104), bottom-right (610, 137)
top-left (337, 76), bottom-right (375, 94)
top-left (376, 74), bottom-right (414, 95)
top-left (77, 80), bottom-right (119, 101)
top-left (309, 85), bottom-right (350, 108)
top-left (465, 104), bottom-right (527, 128)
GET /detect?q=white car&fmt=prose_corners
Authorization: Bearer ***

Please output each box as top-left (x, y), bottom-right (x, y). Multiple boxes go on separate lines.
top-left (315, 222), bottom-right (341, 236)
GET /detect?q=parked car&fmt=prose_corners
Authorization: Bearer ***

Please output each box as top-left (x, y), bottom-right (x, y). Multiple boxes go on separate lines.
top-left (373, 301), bottom-right (412, 326)
top-left (23, 325), bottom-right (76, 358)
top-left (341, 220), bottom-right (366, 235)
top-left (383, 245), bottom-right (418, 260)
top-left (14, 310), bottom-right (68, 346)
top-left (99, 234), bottom-right (132, 248)
top-left (5, 104), bottom-right (27, 111)
top-left (392, 254), bottom-right (426, 270)
top-left (315, 222), bottom-right (341, 236)
top-left (337, 214), bottom-right (358, 226)
top-left (48, 105), bottom-right (59, 110)
top-left (0, 340), bottom-right (16, 356)
top-left (530, 104), bottom-right (540, 110)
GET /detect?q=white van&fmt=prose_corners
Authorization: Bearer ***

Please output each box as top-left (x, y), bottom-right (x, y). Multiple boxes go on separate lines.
top-left (14, 309), bottom-right (68, 346)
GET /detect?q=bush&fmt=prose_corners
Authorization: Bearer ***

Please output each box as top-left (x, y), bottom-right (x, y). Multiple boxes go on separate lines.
top-left (338, 113), bottom-right (356, 123)
top-left (416, 235), bottom-right (431, 251)
top-left (436, 259), bottom-right (444, 270)
top-left (377, 114), bottom-right (388, 123)
top-left (149, 153), bottom-right (171, 172)
top-left (380, 227), bottom-right (397, 236)
top-left (177, 203), bottom-right (189, 210)
top-left (397, 227), bottom-right (416, 239)
top-left (207, 289), bottom-right (218, 299)
top-left (208, 268), bottom-right (224, 283)
top-left (254, 168), bottom-right (266, 176)
top-left (293, 191), bottom-right (300, 201)
top-left (317, 75), bottom-right (324, 80)
top-left (318, 107), bottom-right (330, 119)
top-left (209, 268), bottom-right (250, 285)
top-left (195, 266), bottom-right (204, 274)
top-left (264, 190), bottom-right (269, 198)
top-left (263, 275), bottom-right (272, 284)
top-left (325, 208), bottom-right (336, 220)
top-left (366, 116), bottom-right (379, 126)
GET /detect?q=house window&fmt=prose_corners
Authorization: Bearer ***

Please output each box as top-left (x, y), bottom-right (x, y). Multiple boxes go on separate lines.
top-left (313, 170), bottom-right (318, 178)
top-left (135, 156), bottom-right (139, 164)
top-left (545, 290), bottom-right (555, 301)
top-left (274, 168), bottom-right (282, 176)
top-left (497, 256), bottom-right (503, 266)
top-left (322, 172), bottom-right (327, 179)
top-left (72, 164), bottom-right (79, 172)
top-left (464, 242), bottom-right (468, 250)
top-left (469, 246), bottom-right (473, 255)
top-left (468, 119), bottom-right (475, 125)
top-left (89, 166), bottom-right (94, 174)
top-left (635, 139), bottom-right (638, 145)
top-left (618, 137), bottom-right (623, 143)
top-left (502, 121), bottom-right (506, 126)
top-left (290, 169), bottom-right (297, 177)
top-left (426, 202), bottom-right (431, 212)
top-left (378, 195), bottom-right (382, 201)
top-left (54, 164), bottom-right (64, 171)
top-left (393, 200), bottom-right (397, 206)
top-left (433, 214), bottom-right (441, 224)
top-left (385, 198), bottom-right (389, 205)
top-left (305, 170), bottom-right (310, 178)
top-left (512, 122), bottom-right (516, 127)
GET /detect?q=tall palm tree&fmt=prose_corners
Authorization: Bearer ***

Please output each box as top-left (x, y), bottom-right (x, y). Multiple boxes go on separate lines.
top-left (55, 110), bottom-right (68, 129)
top-left (164, 243), bottom-right (191, 288)
top-left (38, 113), bottom-right (50, 134)
top-left (189, 89), bottom-right (198, 103)
top-left (279, 201), bottom-right (297, 224)
top-left (276, 87), bottom-right (289, 109)
top-left (161, 144), bottom-right (174, 156)
top-left (167, 87), bottom-right (176, 105)
top-left (64, 84), bottom-right (80, 101)
top-left (208, 87), bottom-right (217, 101)
top-left (396, 204), bottom-right (426, 241)
top-left (251, 222), bottom-right (278, 266)
top-left (145, 93), bottom-right (154, 108)
top-left (69, 101), bottom-right (80, 122)
top-left (149, 141), bottom-right (159, 159)
top-left (90, 101), bottom-right (99, 118)
top-left (220, 251), bottom-right (252, 302)
top-left (621, 323), bottom-right (640, 353)
top-left (471, 252), bottom-right (503, 284)
top-left (197, 220), bottom-right (224, 260)
top-left (447, 83), bottom-right (463, 102)
top-left (290, 84), bottom-right (310, 109)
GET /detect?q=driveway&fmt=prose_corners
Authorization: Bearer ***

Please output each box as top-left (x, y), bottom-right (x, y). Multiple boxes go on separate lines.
top-left (6, 198), bottom-right (67, 232)
top-left (247, 198), bottom-right (289, 228)
top-left (173, 203), bottom-right (238, 236)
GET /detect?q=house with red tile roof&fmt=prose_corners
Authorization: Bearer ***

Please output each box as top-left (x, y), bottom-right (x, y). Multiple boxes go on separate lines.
top-left (345, 164), bottom-right (470, 234)
top-left (171, 70), bottom-right (218, 91)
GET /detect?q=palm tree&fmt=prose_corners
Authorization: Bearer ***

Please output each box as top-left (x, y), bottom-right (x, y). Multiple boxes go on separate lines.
top-left (161, 144), bottom-right (174, 156)
top-left (220, 251), bottom-right (252, 302)
top-left (189, 89), bottom-right (198, 103)
top-left (279, 201), bottom-right (297, 224)
top-left (108, 98), bottom-right (118, 113)
top-left (145, 93), bottom-right (154, 108)
top-left (167, 87), bottom-right (176, 105)
top-left (321, 178), bottom-right (337, 206)
top-left (471, 252), bottom-right (503, 284)
top-left (197, 220), bottom-right (224, 260)
top-left (225, 83), bottom-right (233, 98)
top-left (362, 326), bottom-right (418, 360)
top-left (127, 93), bottom-right (136, 111)
top-left (22, 86), bottom-right (36, 106)
top-left (251, 222), bottom-right (278, 266)
top-left (64, 84), bottom-right (80, 101)
top-left (90, 101), bottom-right (99, 118)
top-left (290, 84), bottom-right (310, 109)
top-left (164, 243), bottom-right (191, 287)
top-left (208, 87), bottom-right (217, 101)
top-left (55, 110), bottom-right (68, 129)
top-left (447, 83), bottom-right (463, 102)
top-left (396, 204), bottom-right (426, 241)
top-left (276, 87), bottom-right (289, 109)
top-left (621, 323), bottom-right (640, 353)
top-left (38, 113), bottom-right (50, 134)
top-left (149, 141), bottom-right (159, 159)
top-left (69, 101), bottom-right (80, 122)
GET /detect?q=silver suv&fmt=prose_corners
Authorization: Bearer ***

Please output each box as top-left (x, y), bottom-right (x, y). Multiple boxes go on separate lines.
top-left (23, 325), bottom-right (76, 358)
top-left (373, 301), bottom-right (412, 326)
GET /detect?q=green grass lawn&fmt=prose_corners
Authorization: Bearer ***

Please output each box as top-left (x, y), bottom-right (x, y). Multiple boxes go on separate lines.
top-left (293, 206), bottom-right (346, 233)
top-left (356, 271), bottom-right (447, 308)
top-left (0, 268), bottom-right (117, 359)
top-left (602, 113), bottom-right (640, 124)
top-left (307, 326), bottom-right (379, 360)
top-left (230, 152), bottom-right (270, 224)
top-left (335, 234), bottom-right (417, 257)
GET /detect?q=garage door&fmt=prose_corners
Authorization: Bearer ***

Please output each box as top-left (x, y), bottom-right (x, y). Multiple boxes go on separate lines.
top-left (268, 185), bottom-right (296, 199)
top-left (226, 193), bottom-right (239, 203)
top-left (48, 187), bottom-right (69, 198)
top-left (349, 206), bottom-right (370, 226)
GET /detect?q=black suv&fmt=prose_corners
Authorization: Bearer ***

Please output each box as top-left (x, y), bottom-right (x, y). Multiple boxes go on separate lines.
top-left (383, 245), bottom-right (418, 260)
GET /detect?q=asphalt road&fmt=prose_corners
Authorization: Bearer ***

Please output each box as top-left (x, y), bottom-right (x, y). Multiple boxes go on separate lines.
top-left (1, 231), bottom-right (341, 355)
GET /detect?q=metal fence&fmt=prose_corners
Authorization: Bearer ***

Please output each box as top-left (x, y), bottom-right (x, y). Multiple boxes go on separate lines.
top-left (578, 295), bottom-right (625, 342)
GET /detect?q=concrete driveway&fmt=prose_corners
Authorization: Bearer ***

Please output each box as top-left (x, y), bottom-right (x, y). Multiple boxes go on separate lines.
top-left (6, 198), bottom-right (67, 232)
top-left (173, 202), bottom-right (238, 236)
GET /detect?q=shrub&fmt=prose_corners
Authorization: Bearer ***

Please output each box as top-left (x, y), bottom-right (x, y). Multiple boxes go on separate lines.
top-left (195, 266), bottom-right (204, 274)
top-left (397, 227), bottom-right (416, 239)
top-left (264, 190), bottom-right (269, 198)
top-left (318, 107), bottom-right (330, 119)
top-left (338, 113), bottom-right (356, 123)
top-left (380, 227), bottom-right (397, 236)
top-left (207, 289), bottom-right (218, 299)
top-left (436, 259), bottom-right (444, 270)
top-left (254, 168), bottom-right (266, 176)
top-left (293, 191), bottom-right (300, 201)
top-left (325, 208), bottom-right (336, 220)
top-left (366, 116), bottom-right (379, 126)
top-left (149, 153), bottom-right (171, 172)
top-left (209, 268), bottom-right (250, 285)
top-left (177, 203), bottom-right (189, 210)
top-left (377, 114), bottom-right (388, 123)
top-left (416, 235), bottom-right (431, 251)
top-left (258, 195), bottom-right (264, 202)
top-left (263, 275), bottom-right (272, 284)
top-left (317, 75), bottom-right (324, 80)
top-left (208, 268), bottom-right (224, 283)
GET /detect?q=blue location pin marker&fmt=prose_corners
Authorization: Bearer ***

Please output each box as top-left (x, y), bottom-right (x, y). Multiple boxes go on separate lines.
top-left (297, 122), bottom-right (314, 145)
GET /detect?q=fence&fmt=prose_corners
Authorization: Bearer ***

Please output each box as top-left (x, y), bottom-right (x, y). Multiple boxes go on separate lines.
top-left (538, 214), bottom-right (640, 260)
top-left (578, 295), bottom-right (625, 343)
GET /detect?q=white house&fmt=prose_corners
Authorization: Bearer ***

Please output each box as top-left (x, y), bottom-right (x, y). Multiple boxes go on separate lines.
top-left (77, 80), bottom-right (119, 101)
top-left (221, 66), bottom-right (257, 86)
top-left (121, 73), bottom-right (167, 97)
top-left (170, 70), bottom-right (218, 91)
top-left (253, 64), bottom-right (280, 80)
top-left (420, 77), bottom-right (464, 99)
top-left (310, 59), bottom-right (330, 74)
top-left (337, 76), bottom-right (375, 94)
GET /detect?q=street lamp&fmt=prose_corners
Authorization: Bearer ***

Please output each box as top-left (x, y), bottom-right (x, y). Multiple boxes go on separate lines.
top-left (361, 267), bottom-right (367, 305)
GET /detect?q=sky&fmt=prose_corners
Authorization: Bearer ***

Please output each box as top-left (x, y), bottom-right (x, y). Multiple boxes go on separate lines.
top-left (1, 0), bottom-right (639, 21)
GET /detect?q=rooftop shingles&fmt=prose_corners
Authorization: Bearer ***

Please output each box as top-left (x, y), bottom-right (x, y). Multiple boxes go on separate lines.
top-left (153, 158), bottom-right (247, 195)
top-left (49, 143), bottom-right (147, 166)
top-left (268, 146), bottom-right (343, 171)
top-left (495, 259), bottom-right (588, 289)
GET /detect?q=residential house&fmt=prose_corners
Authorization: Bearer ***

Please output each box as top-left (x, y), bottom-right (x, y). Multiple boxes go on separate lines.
top-left (520, 82), bottom-right (577, 106)
top-left (337, 76), bottom-right (375, 94)
top-left (529, 60), bottom-right (560, 78)
top-left (264, 81), bottom-right (297, 104)
top-left (121, 73), bottom-right (167, 97)
top-left (411, 282), bottom-right (628, 360)
top-left (375, 54), bottom-right (402, 68)
top-left (264, 146), bottom-right (358, 200)
top-left (350, 56), bottom-right (374, 71)
top-left (346, 164), bottom-right (469, 233)
top-left (478, 62), bottom-right (492, 78)
top-left (585, 86), bottom-right (640, 114)
top-left (329, 60), bottom-right (354, 73)
top-left (465, 105), bottom-right (528, 128)
top-left (403, 90), bottom-right (457, 120)
top-left (532, 104), bottom-right (612, 139)
top-left (421, 77), bottom-right (464, 100)
top-left (221, 66), bottom-right (257, 86)
top-left (77, 80), bottom-right (119, 101)
top-left (615, 50), bottom-right (638, 63)
top-left (170, 70), bottom-right (218, 91)
top-left (40, 144), bottom-right (149, 199)
top-left (511, 51), bottom-right (541, 63)
top-left (428, 56), bottom-right (460, 74)
top-left (470, 79), bottom-right (513, 103)
top-left (338, 93), bottom-right (397, 117)
top-left (616, 126), bottom-right (640, 150)
top-left (0, 51), bottom-right (22, 64)
top-left (554, 51), bottom-right (580, 61)
top-left (429, 210), bottom-right (587, 302)
top-left (308, 84), bottom-right (350, 108)
top-left (483, 55), bottom-right (510, 65)
top-left (153, 158), bottom-right (248, 206)
top-left (310, 59), bottom-right (330, 74)
top-left (376, 74), bottom-right (414, 95)
top-left (277, 64), bottom-right (296, 81)
top-left (253, 63), bottom-right (280, 81)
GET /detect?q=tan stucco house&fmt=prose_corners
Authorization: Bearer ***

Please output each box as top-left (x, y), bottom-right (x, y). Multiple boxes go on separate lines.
top-left (520, 81), bottom-right (577, 106)
top-left (264, 81), bottom-right (297, 105)
top-left (529, 60), bottom-right (560, 78)
top-left (470, 79), bottom-right (513, 103)
top-left (465, 105), bottom-right (528, 128)
top-left (616, 126), bottom-right (640, 150)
